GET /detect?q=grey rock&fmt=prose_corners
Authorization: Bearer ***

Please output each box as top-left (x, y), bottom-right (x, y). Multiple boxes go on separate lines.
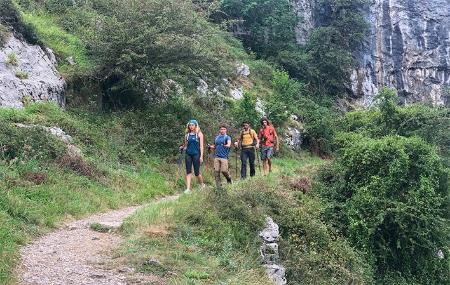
top-left (236, 63), bottom-right (250, 77)
top-left (264, 264), bottom-right (287, 285)
top-left (0, 33), bottom-right (65, 108)
top-left (294, 0), bottom-right (450, 106)
top-left (230, 87), bottom-right (244, 100)
top-left (197, 79), bottom-right (209, 97)
top-left (352, 0), bottom-right (450, 106)
top-left (286, 126), bottom-right (302, 150)
top-left (259, 217), bottom-right (287, 285)
top-left (293, 0), bottom-right (315, 45)
top-left (259, 217), bottom-right (279, 243)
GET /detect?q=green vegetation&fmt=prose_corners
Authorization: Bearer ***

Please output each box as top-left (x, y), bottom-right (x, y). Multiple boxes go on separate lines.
top-left (318, 135), bottom-right (449, 284)
top-left (0, 24), bottom-right (9, 46)
top-left (6, 52), bottom-right (18, 65)
top-left (0, 0), bottom-right (448, 284)
top-left (0, 104), bottom-right (174, 284)
top-left (14, 70), bottom-right (28, 79)
top-left (120, 155), bottom-right (374, 284)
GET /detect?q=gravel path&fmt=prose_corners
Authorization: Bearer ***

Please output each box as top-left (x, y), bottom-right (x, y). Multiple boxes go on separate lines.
top-left (16, 195), bottom-right (178, 285)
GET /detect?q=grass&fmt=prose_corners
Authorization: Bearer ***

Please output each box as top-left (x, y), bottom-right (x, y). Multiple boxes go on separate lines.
top-left (0, 103), bottom-right (175, 284)
top-left (18, 10), bottom-right (94, 77)
top-left (117, 154), bottom-right (373, 284)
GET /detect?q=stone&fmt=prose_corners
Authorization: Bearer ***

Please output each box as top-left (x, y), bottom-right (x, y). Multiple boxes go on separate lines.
top-left (259, 217), bottom-right (279, 243)
top-left (285, 127), bottom-right (302, 150)
top-left (0, 33), bottom-right (65, 108)
top-left (259, 217), bottom-right (287, 285)
top-left (264, 264), bottom-right (287, 285)
top-left (197, 79), bottom-right (209, 97)
top-left (236, 63), bottom-right (250, 77)
top-left (230, 87), bottom-right (244, 100)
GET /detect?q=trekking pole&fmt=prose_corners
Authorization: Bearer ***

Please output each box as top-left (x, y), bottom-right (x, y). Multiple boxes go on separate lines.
top-left (175, 148), bottom-right (184, 187)
top-left (235, 147), bottom-right (239, 179)
top-left (256, 147), bottom-right (262, 175)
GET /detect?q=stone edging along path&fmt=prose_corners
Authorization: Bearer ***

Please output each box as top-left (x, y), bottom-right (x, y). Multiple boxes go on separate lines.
top-left (16, 195), bottom-right (179, 285)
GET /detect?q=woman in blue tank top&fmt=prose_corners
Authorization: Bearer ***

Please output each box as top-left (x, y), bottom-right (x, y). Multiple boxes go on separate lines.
top-left (180, 119), bottom-right (205, 193)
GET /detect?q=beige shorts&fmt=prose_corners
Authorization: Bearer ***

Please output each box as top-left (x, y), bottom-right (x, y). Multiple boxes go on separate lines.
top-left (214, 158), bottom-right (229, 172)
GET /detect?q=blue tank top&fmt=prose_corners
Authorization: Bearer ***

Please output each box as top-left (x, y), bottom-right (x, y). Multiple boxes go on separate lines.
top-left (186, 133), bottom-right (200, 156)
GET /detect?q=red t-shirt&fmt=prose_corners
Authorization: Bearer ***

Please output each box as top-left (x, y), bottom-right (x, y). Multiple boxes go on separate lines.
top-left (259, 125), bottom-right (277, 147)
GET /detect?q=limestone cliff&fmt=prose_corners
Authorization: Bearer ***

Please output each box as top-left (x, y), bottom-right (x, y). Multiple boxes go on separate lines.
top-left (0, 31), bottom-right (65, 108)
top-left (293, 0), bottom-right (450, 106)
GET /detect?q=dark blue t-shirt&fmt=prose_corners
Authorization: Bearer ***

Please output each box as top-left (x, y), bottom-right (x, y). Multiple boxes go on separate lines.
top-left (215, 135), bottom-right (231, 159)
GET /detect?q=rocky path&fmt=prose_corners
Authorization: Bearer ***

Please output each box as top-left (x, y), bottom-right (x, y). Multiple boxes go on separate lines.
top-left (16, 195), bottom-right (178, 285)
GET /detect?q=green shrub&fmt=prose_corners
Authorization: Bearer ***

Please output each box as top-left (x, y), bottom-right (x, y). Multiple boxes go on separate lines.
top-left (0, 120), bottom-right (66, 163)
top-left (15, 70), bottom-right (28, 79)
top-left (6, 52), bottom-right (18, 66)
top-left (233, 91), bottom-right (260, 129)
top-left (0, 24), bottom-right (9, 46)
top-left (341, 88), bottom-right (450, 162)
top-left (318, 135), bottom-right (449, 283)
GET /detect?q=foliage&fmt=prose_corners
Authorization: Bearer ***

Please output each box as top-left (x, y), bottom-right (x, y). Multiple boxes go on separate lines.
top-left (341, 88), bottom-right (450, 162)
top-left (14, 70), bottom-right (28, 79)
top-left (265, 71), bottom-right (302, 127)
top-left (6, 52), bottom-right (18, 65)
top-left (317, 135), bottom-right (449, 284)
top-left (0, 24), bottom-right (9, 46)
top-left (0, 120), bottom-right (65, 162)
top-left (219, 0), bottom-right (298, 57)
top-left (233, 91), bottom-right (260, 129)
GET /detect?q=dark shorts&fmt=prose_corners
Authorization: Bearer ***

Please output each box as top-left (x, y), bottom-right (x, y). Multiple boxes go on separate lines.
top-left (261, 146), bottom-right (274, 160)
top-left (186, 154), bottom-right (201, 176)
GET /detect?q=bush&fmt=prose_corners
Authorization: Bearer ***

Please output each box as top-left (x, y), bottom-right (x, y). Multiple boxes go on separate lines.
top-left (6, 52), bottom-right (18, 65)
top-left (318, 135), bottom-right (449, 283)
top-left (0, 24), bottom-right (9, 46)
top-left (341, 88), bottom-right (450, 162)
top-left (15, 70), bottom-right (28, 79)
top-left (0, 120), bottom-right (66, 163)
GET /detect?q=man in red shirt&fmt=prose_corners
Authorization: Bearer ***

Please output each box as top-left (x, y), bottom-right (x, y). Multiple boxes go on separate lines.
top-left (258, 117), bottom-right (279, 175)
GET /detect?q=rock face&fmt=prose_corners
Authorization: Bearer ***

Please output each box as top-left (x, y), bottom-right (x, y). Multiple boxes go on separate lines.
top-left (353, 0), bottom-right (450, 106)
top-left (293, 0), bottom-right (450, 106)
top-left (0, 32), bottom-right (65, 108)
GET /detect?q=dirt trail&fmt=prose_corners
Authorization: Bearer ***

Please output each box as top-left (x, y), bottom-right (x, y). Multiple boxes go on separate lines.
top-left (16, 195), bottom-right (178, 285)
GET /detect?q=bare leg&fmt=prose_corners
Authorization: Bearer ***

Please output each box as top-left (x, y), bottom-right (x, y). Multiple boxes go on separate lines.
top-left (263, 160), bottom-right (269, 176)
top-left (186, 173), bottom-right (192, 190)
top-left (196, 174), bottom-right (204, 185)
top-left (268, 158), bottom-right (272, 173)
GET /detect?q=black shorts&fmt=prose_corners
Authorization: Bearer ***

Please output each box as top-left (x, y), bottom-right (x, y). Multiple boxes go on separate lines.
top-left (185, 154), bottom-right (201, 176)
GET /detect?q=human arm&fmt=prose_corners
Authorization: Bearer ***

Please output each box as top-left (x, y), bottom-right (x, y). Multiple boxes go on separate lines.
top-left (226, 136), bottom-right (232, 148)
top-left (274, 128), bottom-right (279, 152)
top-left (253, 130), bottom-right (260, 149)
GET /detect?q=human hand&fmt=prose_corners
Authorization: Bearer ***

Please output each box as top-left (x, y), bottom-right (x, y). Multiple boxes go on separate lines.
top-left (200, 157), bottom-right (204, 163)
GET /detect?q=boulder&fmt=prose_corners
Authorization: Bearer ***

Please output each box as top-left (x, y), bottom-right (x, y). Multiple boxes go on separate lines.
top-left (0, 33), bottom-right (65, 108)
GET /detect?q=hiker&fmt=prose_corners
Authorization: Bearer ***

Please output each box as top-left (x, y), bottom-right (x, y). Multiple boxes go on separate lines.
top-left (208, 125), bottom-right (232, 188)
top-left (180, 119), bottom-right (205, 193)
top-left (258, 117), bottom-right (279, 175)
top-left (234, 121), bottom-right (260, 179)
